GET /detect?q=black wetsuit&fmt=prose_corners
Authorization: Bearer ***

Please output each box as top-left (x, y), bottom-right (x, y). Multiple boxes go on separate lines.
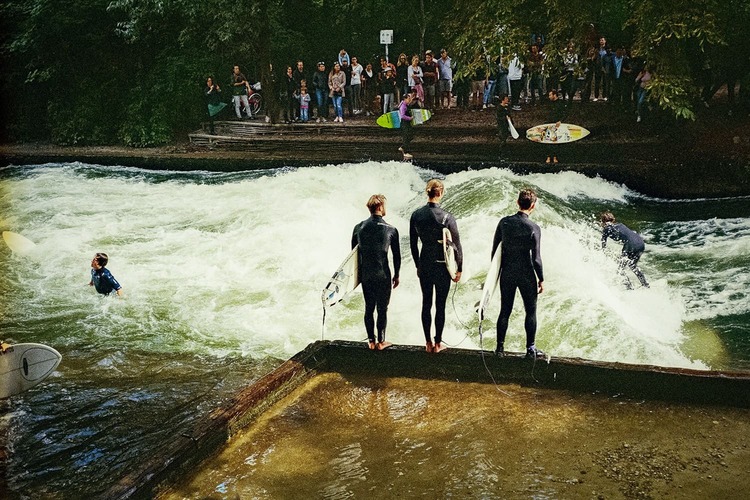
top-left (409, 202), bottom-right (463, 344)
top-left (352, 215), bottom-right (401, 343)
top-left (491, 212), bottom-right (544, 350)
top-left (602, 222), bottom-right (649, 288)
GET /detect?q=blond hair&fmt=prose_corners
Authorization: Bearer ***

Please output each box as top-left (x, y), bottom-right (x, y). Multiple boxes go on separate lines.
top-left (366, 194), bottom-right (387, 214)
top-left (426, 179), bottom-right (444, 198)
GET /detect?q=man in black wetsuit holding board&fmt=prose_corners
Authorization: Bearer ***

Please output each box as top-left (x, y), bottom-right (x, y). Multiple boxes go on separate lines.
top-left (410, 179), bottom-right (463, 353)
top-left (492, 188), bottom-right (545, 359)
top-left (600, 211), bottom-right (650, 289)
top-left (352, 195), bottom-right (401, 350)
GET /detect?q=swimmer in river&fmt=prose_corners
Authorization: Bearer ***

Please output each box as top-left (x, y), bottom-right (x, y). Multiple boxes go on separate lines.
top-left (89, 252), bottom-right (123, 296)
top-left (600, 211), bottom-right (650, 289)
top-left (409, 179), bottom-right (463, 353)
top-left (351, 195), bottom-right (401, 350)
top-left (492, 188), bottom-right (546, 359)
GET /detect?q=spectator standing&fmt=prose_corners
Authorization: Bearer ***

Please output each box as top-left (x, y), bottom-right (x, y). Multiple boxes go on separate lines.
top-left (338, 49), bottom-right (351, 66)
top-left (204, 77), bottom-right (226, 134)
top-left (329, 62), bottom-right (346, 123)
top-left (408, 55), bottom-right (425, 106)
top-left (610, 46), bottom-right (632, 108)
top-left (313, 61), bottom-right (329, 122)
top-left (437, 49), bottom-right (453, 109)
top-left (421, 50), bottom-right (439, 110)
top-left (298, 88), bottom-right (311, 122)
top-left (635, 64), bottom-right (652, 122)
top-left (396, 53), bottom-right (410, 103)
top-left (350, 56), bottom-right (363, 114)
top-left (341, 58), bottom-right (353, 117)
top-left (560, 41), bottom-right (579, 104)
top-left (230, 65), bottom-right (254, 119)
top-left (593, 37), bottom-right (611, 101)
top-left (581, 45), bottom-right (597, 103)
top-left (381, 67), bottom-right (397, 113)
top-left (292, 60), bottom-right (307, 119)
top-left (508, 54), bottom-right (524, 111)
top-left (281, 65), bottom-right (296, 123)
top-left (362, 62), bottom-right (378, 116)
top-left (527, 45), bottom-right (545, 105)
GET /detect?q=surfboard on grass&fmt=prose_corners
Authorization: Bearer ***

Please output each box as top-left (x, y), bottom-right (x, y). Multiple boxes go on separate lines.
top-left (322, 245), bottom-right (360, 308)
top-left (2, 231), bottom-right (36, 255)
top-left (477, 248), bottom-right (502, 322)
top-left (376, 109), bottom-right (432, 129)
top-left (441, 228), bottom-right (458, 280)
top-left (526, 123), bottom-right (590, 144)
top-left (0, 343), bottom-right (62, 399)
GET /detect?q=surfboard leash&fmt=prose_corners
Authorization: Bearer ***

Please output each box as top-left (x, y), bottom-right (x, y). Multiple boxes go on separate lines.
top-left (442, 281), bottom-right (470, 348)
top-left (478, 321), bottom-right (512, 397)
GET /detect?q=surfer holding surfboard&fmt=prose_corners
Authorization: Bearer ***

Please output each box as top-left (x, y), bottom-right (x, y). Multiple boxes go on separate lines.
top-left (491, 188), bottom-right (546, 359)
top-left (351, 195), bottom-right (402, 351)
top-left (409, 179), bottom-right (463, 353)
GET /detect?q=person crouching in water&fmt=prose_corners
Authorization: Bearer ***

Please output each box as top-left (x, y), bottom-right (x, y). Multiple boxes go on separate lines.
top-left (600, 211), bottom-right (650, 289)
top-left (352, 195), bottom-right (401, 350)
top-left (89, 252), bottom-right (123, 296)
top-left (398, 91), bottom-right (415, 160)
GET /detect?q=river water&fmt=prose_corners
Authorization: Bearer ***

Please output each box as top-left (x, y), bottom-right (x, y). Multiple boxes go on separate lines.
top-left (1, 161), bottom-right (748, 497)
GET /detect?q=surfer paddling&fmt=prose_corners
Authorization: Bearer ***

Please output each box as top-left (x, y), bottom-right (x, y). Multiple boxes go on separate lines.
top-left (352, 195), bottom-right (401, 350)
top-left (600, 211), bottom-right (650, 289)
top-left (492, 189), bottom-right (546, 359)
top-left (410, 179), bottom-right (463, 353)
top-left (89, 252), bottom-right (123, 296)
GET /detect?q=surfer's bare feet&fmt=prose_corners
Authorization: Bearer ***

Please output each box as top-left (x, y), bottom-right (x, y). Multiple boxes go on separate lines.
top-left (0, 342), bottom-right (11, 353)
top-left (377, 341), bottom-right (392, 350)
top-left (433, 342), bottom-right (448, 353)
top-left (545, 156), bottom-right (551, 164)
top-left (425, 342), bottom-right (434, 353)
top-left (368, 341), bottom-right (377, 350)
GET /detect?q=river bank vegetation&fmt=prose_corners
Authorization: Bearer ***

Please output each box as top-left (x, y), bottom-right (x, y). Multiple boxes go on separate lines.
top-left (1, 0), bottom-right (748, 147)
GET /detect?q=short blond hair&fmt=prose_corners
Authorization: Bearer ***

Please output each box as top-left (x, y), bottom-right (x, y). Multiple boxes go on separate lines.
top-left (366, 194), bottom-right (387, 214)
top-left (425, 179), bottom-right (444, 198)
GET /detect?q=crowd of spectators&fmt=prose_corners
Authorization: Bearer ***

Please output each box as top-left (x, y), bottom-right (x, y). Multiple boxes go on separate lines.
top-left (206, 34), bottom-right (657, 126)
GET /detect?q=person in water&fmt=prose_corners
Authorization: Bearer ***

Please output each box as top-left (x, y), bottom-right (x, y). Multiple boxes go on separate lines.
top-left (600, 211), bottom-right (650, 289)
top-left (89, 252), bottom-right (123, 296)
top-left (352, 195), bottom-right (401, 350)
top-left (492, 188), bottom-right (545, 359)
top-left (409, 179), bottom-right (463, 353)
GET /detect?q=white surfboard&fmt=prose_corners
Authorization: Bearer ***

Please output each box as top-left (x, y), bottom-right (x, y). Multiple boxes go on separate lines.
top-left (322, 245), bottom-right (360, 308)
top-left (0, 343), bottom-right (62, 399)
top-left (507, 116), bottom-right (519, 139)
top-left (477, 248), bottom-right (502, 321)
top-left (442, 228), bottom-right (458, 280)
top-left (2, 231), bottom-right (37, 255)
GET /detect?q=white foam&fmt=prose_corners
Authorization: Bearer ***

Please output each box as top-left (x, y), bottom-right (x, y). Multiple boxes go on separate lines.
top-left (0, 162), bottom-right (743, 370)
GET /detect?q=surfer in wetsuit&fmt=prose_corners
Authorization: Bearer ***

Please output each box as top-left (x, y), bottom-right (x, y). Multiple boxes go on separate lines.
top-left (89, 252), bottom-right (123, 296)
top-left (600, 211), bottom-right (650, 289)
top-left (352, 195), bottom-right (401, 350)
top-left (492, 188), bottom-right (545, 359)
top-left (409, 179), bottom-right (463, 353)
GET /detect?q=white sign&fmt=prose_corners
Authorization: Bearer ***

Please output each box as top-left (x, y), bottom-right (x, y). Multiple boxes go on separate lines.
top-left (380, 30), bottom-right (393, 45)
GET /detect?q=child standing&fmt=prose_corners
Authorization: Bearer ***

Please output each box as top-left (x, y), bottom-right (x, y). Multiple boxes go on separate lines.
top-left (298, 88), bottom-right (311, 122)
top-left (381, 67), bottom-right (396, 114)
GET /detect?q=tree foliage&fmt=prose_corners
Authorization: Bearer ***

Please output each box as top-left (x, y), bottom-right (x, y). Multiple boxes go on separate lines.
top-left (1, 0), bottom-right (747, 145)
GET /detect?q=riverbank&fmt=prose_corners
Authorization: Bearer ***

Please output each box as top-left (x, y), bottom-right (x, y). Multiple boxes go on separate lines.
top-left (2, 98), bottom-right (749, 199)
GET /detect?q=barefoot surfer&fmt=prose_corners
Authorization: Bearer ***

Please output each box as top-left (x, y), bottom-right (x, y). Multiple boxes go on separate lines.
top-left (352, 195), bottom-right (401, 350)
top-left (409, 179), bottom-right (463, 353)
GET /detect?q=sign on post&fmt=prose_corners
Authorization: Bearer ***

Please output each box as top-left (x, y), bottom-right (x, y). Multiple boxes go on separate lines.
top-left (380, 29), bottom-right (393, 62)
